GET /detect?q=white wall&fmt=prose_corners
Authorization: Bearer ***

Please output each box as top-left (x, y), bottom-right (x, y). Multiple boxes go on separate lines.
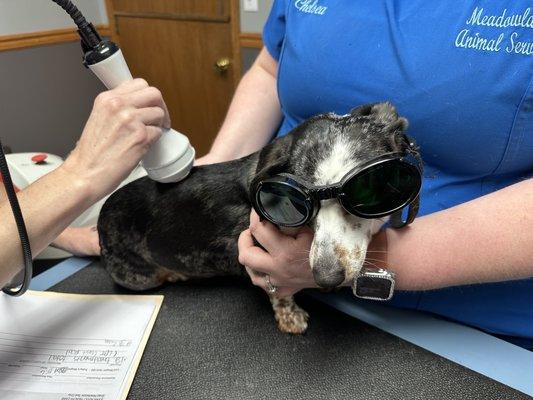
top-left (0, 0), bottom-right (109, 156)
top-left (1, 1), bottom-right (270, 37)
top-left (0, 0), bottom-right (108, 36)
top-left (0, 41), bottom-right (106, 157)
top-left (240, 0), bottom-right (272, 33)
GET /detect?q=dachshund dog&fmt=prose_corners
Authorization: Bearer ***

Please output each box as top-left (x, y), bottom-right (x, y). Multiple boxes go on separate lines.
top-left (97, 102), bottom-right (415, 334)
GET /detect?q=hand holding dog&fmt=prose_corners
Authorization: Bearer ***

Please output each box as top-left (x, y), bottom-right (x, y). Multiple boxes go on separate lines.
top-left (238, 210), bottom-right (316, 298)
top-left (52, 226), bottom-right (101, 256)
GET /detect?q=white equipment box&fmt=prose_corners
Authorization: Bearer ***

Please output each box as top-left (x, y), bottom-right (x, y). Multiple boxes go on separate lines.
top-left (4, 152), bottom-right (147, 259)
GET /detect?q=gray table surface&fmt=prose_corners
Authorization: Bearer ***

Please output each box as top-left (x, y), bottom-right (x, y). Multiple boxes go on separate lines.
top-left (50, 261), bottom-right (531, 400)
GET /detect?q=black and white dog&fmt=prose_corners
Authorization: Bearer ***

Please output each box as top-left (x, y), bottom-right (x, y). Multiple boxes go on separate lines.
top-left (98, 102), bottom-right (413, 334)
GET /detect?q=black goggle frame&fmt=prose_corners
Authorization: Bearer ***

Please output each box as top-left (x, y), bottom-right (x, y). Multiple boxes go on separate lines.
top-left (251, 150), bottom-right (422, 229)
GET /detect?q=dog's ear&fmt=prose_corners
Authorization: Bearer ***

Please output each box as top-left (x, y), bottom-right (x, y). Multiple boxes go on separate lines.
top-left (363, 102), bottom-right (416, 156)
top-left (351, 102), bottom-right (409, 133)
top-left (254, 133), bottom-right (294, 176)
top-left (371, 102), bottom-right (409, 132)
top-left (248, 133), bottom-right (294, 196)
top-left (252, 157), bottom-right (289, 181)
top-left (349, 103), bottom-right (374, 117)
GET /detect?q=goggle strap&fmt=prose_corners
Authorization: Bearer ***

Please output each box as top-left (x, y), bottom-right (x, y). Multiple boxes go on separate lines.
top-left (389, 195), bottom-right (420, 229)
top-left (402, 134), bottom-right (424, 172)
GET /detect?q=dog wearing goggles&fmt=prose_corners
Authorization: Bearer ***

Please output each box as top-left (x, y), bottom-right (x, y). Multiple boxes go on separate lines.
top-left (98, 102), bottom-right (422, 334)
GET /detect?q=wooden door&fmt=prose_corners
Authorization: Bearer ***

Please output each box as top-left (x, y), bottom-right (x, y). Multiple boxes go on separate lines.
top-left (108, 0), bottom-right (240, 156)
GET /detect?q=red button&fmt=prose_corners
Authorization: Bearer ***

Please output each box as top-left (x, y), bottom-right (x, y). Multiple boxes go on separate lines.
top-left (31, 154), bottom-right (48, 164)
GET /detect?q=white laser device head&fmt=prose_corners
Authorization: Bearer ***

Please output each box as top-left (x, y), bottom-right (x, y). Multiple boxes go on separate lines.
top-left (84, 41), bottom-right (195, 183)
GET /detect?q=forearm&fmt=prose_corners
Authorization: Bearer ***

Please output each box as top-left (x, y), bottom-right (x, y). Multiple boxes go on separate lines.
top-left (208, 48), bottom-right (282, 161)
top-left (0, 185), bottom-right (6, 203)
top-left (376, 179), bottom-right (533, 290)
top-left (0, 79), bottom-right (174, 288)
top-left (0, 166), bottom-right (94, 287)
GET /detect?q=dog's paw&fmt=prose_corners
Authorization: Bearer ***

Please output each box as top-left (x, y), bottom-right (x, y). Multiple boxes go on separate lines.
top-left (275, 306), bottom-right (309, 334)
top-left (158, 267), bottom-right (189, 283)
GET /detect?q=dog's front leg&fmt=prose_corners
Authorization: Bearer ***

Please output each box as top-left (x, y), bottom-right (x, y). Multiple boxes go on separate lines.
top-left (269, 295), bottom-right (309, 334)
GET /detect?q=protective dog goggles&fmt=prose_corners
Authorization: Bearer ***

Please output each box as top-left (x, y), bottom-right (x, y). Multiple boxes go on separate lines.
top-left (251, 152), bottom-right (422, 229)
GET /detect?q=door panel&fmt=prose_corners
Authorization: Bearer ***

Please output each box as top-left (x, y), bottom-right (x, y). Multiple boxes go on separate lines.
top-left (112, 0), bottom-right (229, 18)
top-left (113, 6), bottom-right (235, 156)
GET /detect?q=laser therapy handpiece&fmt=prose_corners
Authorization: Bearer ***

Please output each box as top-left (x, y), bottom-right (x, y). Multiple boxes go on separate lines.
top-left (53, 0), bottom-right (195, 183)
top-left (83, 40), bottom-right (195, 183)
top-left (2, 1), bottom-right (195, 298)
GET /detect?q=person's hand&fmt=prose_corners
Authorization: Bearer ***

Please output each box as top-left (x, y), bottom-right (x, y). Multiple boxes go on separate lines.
top-left (51, 226), bottom-right (100, 256)
top-left (62, 79), bottom-right (170, 203)
top-left (238, 210), bottom-right (316, 297)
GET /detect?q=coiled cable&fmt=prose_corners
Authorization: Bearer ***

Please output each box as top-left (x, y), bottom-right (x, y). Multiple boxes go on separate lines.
top-left (0, 140), bottom-right (33, 296)
top-left (1, 0), bottom-right (103, 296)
top-left (51, 0), bottom-right (101, 50)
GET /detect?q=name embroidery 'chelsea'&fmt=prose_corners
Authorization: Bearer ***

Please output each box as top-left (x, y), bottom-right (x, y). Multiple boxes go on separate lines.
top-left (295, 0), bottom-right (328, 16)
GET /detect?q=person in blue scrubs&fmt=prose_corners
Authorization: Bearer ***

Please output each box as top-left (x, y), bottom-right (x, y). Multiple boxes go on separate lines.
top-left (202, 1), bottom-right (533, 348)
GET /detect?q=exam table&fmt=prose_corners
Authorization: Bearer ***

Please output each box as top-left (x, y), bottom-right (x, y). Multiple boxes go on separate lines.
top-left (36, 259), bottom-right (529, 400)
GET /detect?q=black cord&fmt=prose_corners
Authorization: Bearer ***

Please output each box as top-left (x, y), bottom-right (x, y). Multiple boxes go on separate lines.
top-left (0, 1), bottom-right (101, 296)
top-left (0, 140), bottom-right (33, 296)
top-left (50, 0), bottom-right (101, 49)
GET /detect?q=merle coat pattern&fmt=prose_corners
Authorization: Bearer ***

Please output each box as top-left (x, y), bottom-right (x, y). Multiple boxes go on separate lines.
top-left (98, 102), bottom-right (415, 333)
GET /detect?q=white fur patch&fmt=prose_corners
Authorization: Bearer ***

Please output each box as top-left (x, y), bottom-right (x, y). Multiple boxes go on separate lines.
top-left (310, 135), bottom-right (387, 282)
top-left (313, 136), bottom-right (360, 185)
top-left (312, 200), bottom-right (377, 279)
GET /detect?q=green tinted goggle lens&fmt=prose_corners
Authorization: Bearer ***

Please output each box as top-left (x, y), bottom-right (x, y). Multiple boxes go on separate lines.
top-left (342, 160), bottom-right (419, 216)
top-left (258, 182), bottom-right (310, 226)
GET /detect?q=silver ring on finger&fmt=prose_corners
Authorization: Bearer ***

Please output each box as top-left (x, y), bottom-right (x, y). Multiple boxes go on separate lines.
top-left (264, 274), bottom-right (278, 294)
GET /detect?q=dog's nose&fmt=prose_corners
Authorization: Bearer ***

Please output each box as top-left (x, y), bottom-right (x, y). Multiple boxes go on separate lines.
top-left (313, 262), bottom-right (345, 289)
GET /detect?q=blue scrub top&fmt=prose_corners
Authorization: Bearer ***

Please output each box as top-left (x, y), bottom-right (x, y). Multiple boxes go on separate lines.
top-left (263, 0), bottom-right (533, 348)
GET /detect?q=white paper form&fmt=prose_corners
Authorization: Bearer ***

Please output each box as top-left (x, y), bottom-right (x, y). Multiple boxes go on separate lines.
top-left (0, 291), bottom-right (163, 400)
